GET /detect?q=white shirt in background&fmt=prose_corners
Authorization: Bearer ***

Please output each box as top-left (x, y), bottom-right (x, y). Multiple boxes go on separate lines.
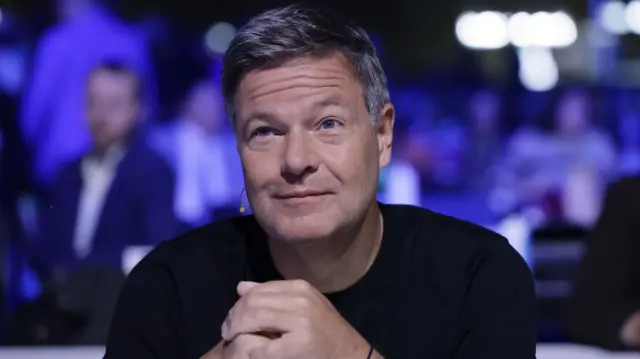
top-left (384, 159), bottom-right (421, 206)
top-left (73, 146), bottom-right (124, 258)
top-left (175, 122), bottom-right (231, 225)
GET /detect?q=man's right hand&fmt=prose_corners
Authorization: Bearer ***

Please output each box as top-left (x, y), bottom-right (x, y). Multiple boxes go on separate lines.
top-left (201, 334), bottom-right (271, 359)
top-left (622, 312), bottom-right (640, 347)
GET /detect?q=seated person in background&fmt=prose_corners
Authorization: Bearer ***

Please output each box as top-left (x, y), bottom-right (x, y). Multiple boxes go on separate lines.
top-left (105, 5), bottom-right (536, 359)
top-left (566, 174), bottom-right (640, 350)
top-left (149, 79), bottom-right (244, 226)
top-left (34, 60), bottom-right (180, 281)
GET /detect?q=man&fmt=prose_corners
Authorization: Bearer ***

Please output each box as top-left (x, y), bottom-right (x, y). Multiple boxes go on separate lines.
top-left (35, 60), bottom-right (178, 280)
top-left (566, 175), bottom-right (640, 350)
top-left (22, 60), bottom-right (178, 345)
top-left (105, 5), bottom-right (536, 358)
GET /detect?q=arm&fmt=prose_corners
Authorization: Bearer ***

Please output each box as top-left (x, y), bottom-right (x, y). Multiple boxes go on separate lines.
top-left (104, 252), bottom-right (182, 358)
top-left (453, 241), bottom-right (537, 359)
top-left (565, 179), bottom-right (640, 350)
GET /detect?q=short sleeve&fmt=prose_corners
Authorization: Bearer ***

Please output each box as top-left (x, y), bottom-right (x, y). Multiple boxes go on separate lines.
top-left (104, 254), bottom-right (182, 358)
top-left (453, 241), bottom-right (537, 359)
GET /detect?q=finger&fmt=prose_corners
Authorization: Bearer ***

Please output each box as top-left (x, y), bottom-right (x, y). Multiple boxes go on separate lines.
top-left (222, 334), bottom-right (270, 359)
top-left (222, 306), bottom-right (301, 341)
top-left (249, 338), bottom-right (284, 359)
top-left (237, 281), bottom-right (260, 296)
top-left (245, 279), bottom-right (317, 296)
top-left (223, 293), bottom-right (286, 339)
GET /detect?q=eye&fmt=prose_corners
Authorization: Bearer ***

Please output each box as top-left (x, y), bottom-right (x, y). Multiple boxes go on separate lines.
top-left (251, 126), bottom-right (274, 138)
top-left (320, 118), bottom-right (339, 130)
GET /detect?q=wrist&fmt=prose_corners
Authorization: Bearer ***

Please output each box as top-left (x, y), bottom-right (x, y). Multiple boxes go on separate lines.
top-left (200, 340), bottom-right (224, 359)
top-left (363, 343), bottom-right (383, 359)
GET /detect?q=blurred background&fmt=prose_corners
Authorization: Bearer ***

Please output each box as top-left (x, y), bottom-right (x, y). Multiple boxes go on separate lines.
top-left (0, 0), bottom-right (640, 357)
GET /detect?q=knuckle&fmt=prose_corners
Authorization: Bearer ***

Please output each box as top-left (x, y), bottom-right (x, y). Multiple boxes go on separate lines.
top-left (293, 295), bottom-right (312, 310)
top-left (254, 307), bottom-right (275, 323)
top-left (244, 292), bottom-right (261, 308)
top-left (292, 279), bottom-right (312, 292)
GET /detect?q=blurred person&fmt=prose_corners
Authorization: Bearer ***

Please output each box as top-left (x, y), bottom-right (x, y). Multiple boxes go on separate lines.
top-left (34, 61), bottom-right (178, 282)
top-left (5, 60), bottom-right (174, 346)
top-left (565, 175), bottom-right (640, 350)
top-left (494, 87), bottom-right (616, 222)
top-left (394, 117), bottom-right (438, 190)
top-left (16, 61), bottom-right (177, 344)
top-left (429, 88), bottom-right (505, 191)
top-left (105, 4), bottom-right (535, 359)
top-left (21, 0), bottom-right (155, 191)
top-left (462, 89), bottom-right (505, 190)
top-left (150, 79), bottom-right (244, 226)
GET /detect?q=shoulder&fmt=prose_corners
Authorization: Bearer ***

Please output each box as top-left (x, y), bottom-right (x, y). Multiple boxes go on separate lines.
top-left (603, 175), bottom-right (640, 210)
top-left (609, 175), bottom-right (640, 195)
top-left (385, 204), bottom-right (509, 246)
top-left (384, 204), bottom-right (529, 282)
top-left (133, 215), bottom-right (255, 278)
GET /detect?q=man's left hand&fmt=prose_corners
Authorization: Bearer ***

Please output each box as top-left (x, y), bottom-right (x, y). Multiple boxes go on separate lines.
top-left (221, 280), bottom-right (375, 359)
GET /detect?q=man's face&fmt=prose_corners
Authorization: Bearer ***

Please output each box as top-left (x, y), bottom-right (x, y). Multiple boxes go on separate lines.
top-left (234, 54), bottom-right (394, 242)
top-left (87, 69), bottom-right (140, 149)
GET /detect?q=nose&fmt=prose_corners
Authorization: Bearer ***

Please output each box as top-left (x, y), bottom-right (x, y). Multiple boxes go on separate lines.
top-left (281, 130), bottom-right (318, 183)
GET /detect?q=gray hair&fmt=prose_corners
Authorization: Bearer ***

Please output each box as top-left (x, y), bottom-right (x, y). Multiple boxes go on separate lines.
top-left (221, 3), bottom-right (390, 126)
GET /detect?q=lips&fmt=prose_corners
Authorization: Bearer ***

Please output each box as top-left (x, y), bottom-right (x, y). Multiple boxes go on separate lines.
top-left (275, 190), bottom-right (329, 199)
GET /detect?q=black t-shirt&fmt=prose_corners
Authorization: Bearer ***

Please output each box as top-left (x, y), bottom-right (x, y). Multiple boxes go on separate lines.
top-left (105, 204), bottom-right (536, 358)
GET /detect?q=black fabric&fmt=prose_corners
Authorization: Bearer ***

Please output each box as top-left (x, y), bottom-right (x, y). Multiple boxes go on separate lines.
top-left (105, 204), bottom-right (536, 358)
top-left (565, 175), bottom-right (640, 350)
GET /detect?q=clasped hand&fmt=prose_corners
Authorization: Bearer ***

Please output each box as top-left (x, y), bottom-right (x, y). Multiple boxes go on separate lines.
top-left (220, 280), bottom-right (371, 359)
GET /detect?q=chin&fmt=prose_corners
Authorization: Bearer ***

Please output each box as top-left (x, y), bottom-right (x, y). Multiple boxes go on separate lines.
top-left (256, 207), bottom-right (341, 243)
top-left (274, 216), bottom-right (338, 243)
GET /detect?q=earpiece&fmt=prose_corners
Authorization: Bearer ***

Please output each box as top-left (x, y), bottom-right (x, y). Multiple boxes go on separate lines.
top-left (239, 187), bottom-right (246, 213)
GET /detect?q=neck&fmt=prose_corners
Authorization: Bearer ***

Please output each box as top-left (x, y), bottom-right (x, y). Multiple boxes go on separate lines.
top-left (268, 202), bottom-right (383, 293)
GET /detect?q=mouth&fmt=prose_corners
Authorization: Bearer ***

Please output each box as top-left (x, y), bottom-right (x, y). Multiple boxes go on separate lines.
top-left (274, 190), bottom-right (330, 201)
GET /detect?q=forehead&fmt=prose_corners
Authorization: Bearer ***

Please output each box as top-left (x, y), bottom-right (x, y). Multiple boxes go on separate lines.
top-left (235, 54), bottom-right (363, 119)
top-left (89, 70), bottom-right (137, 94)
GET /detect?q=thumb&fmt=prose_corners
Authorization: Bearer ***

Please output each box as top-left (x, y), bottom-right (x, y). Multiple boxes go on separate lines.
top-left (237, 281), bottom-right (259, 296)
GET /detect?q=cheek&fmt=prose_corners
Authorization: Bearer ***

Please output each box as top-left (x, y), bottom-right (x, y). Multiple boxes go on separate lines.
top-left (326, 143), bottom-right (378, 189)
top-left (240, 150), bottom-right (278, 189)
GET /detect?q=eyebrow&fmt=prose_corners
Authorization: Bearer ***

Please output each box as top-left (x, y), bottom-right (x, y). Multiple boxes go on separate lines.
top-left (240, 95), bottom-right (347, 131)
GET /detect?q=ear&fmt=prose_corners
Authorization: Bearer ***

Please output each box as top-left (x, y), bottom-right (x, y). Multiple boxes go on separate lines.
top-left (376, 103), bottom-right (394, 169)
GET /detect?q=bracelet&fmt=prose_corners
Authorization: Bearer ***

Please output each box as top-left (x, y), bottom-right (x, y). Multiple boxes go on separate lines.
top-left (366, 344), bottom-right (374, 359)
